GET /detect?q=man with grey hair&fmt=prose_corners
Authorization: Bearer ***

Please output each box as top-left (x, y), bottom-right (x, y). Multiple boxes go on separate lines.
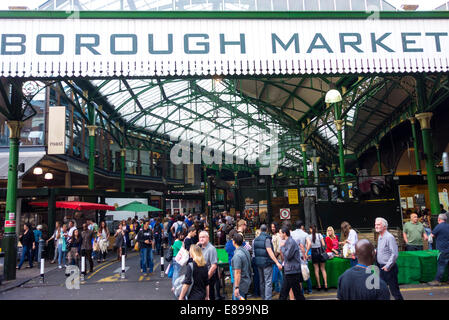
top-left (198, 231), bottom-right (220, 300)
top-left (428, 214), bottom-right (449, 286)
top-left (375, 217), bottom-right (403, 300)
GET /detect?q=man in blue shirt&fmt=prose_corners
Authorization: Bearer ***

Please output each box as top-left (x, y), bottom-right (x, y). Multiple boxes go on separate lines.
top-left (184, 214), bottom-right (194, 228)
top-left (428, 214), bottom-right (449, 286)
top-left (32, 225), bottom-right (43, 262)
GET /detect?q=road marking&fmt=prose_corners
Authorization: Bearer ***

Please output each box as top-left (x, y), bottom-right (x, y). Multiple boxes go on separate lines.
top-left (87, 260), bottom-right (117, 279)
top-left (97, 273), bottom-right (129, 283)
top-left (113, 267), bottom-right (130, 273)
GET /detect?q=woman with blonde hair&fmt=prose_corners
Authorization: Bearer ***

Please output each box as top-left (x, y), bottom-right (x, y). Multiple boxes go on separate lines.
top-left (178, 244), bottom-right (209, 300)
top-left (325, 227), bottom-right (340, 257)
top-left (339, 221), bottom-right (358, 267)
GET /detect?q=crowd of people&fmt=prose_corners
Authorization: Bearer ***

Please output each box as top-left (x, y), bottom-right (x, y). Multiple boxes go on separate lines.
top-left (167, 209), bottom-right (449, 301)
top-left (13, 206), bottom-right (449, 301)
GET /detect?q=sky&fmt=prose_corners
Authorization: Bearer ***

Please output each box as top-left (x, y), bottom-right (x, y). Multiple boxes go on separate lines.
top-left (0, 0), bottom-right (447, 10)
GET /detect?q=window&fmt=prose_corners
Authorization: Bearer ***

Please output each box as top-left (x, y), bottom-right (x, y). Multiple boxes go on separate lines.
top-left (366, 0), bottom-right (380, 10)
top-left (288, 0), bottom-right (303, 10)
top-left (351, 0), bottom-right (365, 10)
top-left (304, 0), bottom-right (319, 11)
top-left (320, 0), bottom-right (335, 10)
top-left (335, 0), bottom-right (350, 10)
top-left (256, 0), bottom-right (271, 10)
top-left (273, 0), bottom-right (288, 10)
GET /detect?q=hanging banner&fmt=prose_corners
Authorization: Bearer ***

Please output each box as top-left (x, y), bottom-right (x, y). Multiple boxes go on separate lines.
top-left (47, 106), bottom-right (66, 154)
top-left (287, 189), bottom-right (299, 205)
top-left (2, 14), bottom-right (449, 77)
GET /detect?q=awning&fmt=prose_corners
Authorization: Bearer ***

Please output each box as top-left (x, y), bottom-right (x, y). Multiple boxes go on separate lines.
top-left (29, 201), bottom-right (116, 211)
top-left (0, 149), bottom-right (46, 180)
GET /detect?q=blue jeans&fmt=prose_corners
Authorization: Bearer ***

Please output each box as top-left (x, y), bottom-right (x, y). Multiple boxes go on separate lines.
top-left (172, 260), bottom-right (182, 287)
top-left (140, 247), bottom-right (153, 273)
top-left (58, 244), bottom-right (67, 266)
top-left (302, 277), bottom-right (313, 294)
top-left (18, 245), bottom-right (33, 269)
top-left (435, 251), bottom-right (449, 282)
top-left (258, 266), bottom-right (273, 300)
top-left (272, 262), bottom-right (283, 293)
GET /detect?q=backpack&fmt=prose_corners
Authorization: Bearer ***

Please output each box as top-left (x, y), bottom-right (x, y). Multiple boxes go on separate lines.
top-left (154, 223), bottom-right (162, 239)
top-left (173, 262), bottom-right (194, 299)
top-left (176, 222), bottom-right (184, 235)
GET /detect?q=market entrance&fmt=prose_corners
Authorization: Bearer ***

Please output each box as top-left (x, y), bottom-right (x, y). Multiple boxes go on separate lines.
top-left (2, 10), bottom-right (449, 281)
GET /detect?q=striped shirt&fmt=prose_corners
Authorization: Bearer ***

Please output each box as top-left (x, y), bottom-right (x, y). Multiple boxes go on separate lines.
top-left (376, 231), bottom-right (398, 270)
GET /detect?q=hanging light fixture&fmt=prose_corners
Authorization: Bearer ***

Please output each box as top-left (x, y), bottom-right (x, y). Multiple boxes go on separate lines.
top-left (325, 89), bottom-right (342, 104)
top-left (44, 172), bottom-right (53, 180)
top-left (33, 167), bottom-right (43, 175)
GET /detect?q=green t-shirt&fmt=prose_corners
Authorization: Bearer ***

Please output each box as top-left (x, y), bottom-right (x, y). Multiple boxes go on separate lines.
top-left (172, 240), bottom-right (183, 257)
top-left (403, 221), bottom-right (425, 246)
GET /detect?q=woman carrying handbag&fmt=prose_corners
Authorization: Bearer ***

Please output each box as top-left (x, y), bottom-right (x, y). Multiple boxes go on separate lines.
top-left (306, 225), bottom-right (328, 291)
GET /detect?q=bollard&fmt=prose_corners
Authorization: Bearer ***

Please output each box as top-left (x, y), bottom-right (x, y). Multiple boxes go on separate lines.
top-left (121, 254), bottom-right (126, 279)
top-left (40, 258), bottom-right (45, 283)
top-left (80, 255), bottom-right (86, 281)
top-left (38, 238), bottom-right (45, 262)
top-left (160, 246), bottom-right (164, 278)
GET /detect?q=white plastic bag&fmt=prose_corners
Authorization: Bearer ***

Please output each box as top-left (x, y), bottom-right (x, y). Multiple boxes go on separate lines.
top-left (175, 247), bottom-right (190, 266)
top-left (301, 261), bottom-right (310, 281)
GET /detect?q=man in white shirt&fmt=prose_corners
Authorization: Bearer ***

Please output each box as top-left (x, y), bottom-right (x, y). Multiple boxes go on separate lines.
top-left (290, 220), bottom-right (313, 294)
top-left (68, 220), bottom-right (77, 241)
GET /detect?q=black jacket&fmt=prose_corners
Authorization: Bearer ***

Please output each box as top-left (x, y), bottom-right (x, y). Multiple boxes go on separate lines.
top-left (20, 230), bottom-right (35, 248)
top-left (137, 228), bottom-right (153, 248)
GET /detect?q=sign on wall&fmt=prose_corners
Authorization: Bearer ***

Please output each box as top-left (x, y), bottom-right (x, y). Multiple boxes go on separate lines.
top-left (2, 17), bottom-right (449, 77)
top-left (280, 208), bottom-right (291, 220)
top-left (47, 106), bottom-right (66, 154)
top-left (287, 189), bottom-right (299, 205)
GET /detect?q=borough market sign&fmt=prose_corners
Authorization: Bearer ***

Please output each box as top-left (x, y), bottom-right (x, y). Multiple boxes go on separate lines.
top-left (1, 13), bottom-right (449, 77)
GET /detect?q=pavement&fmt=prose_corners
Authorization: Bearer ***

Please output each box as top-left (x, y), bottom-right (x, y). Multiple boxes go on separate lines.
top-left (0, 250), bottom-right (175, 300)
top-left (0, 259), bottom-right (59, 293)
top-left (1, 251), bottom-right (449, 300)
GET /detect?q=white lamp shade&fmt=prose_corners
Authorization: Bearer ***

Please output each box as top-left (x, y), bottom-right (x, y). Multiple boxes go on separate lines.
top-left (325, 89), bottom-right (343, 104)
top-left (33, 167), bottom-right (43, 175)
top-left (44, 172), bottom-right (53, 180)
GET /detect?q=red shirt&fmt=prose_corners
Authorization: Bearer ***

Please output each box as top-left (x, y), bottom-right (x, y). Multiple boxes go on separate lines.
top-left (325, 236), bottom-right (339, 253)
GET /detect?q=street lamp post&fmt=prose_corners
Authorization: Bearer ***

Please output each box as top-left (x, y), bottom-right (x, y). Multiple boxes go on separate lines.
top-left (326, 89), bottom-right (345, 183)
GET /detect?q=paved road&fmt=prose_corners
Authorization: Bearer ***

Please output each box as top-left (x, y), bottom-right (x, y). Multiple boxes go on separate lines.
top-left (2, 250), bottom-right (449, 300)
top-left (0, 251), bottom-right (175, 300)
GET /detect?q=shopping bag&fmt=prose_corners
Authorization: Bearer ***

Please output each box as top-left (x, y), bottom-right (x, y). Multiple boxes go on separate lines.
top-left (175, 247), bottom-right (189, 266)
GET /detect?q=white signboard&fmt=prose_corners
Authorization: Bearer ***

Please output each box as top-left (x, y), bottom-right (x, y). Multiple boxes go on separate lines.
top-left (2, 17), bottom-right (449, 76)
top-left (47, 106), bottom-right (66, 154)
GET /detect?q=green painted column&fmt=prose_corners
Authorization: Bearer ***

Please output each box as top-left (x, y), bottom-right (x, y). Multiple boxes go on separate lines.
top-left (207, 176), bottom-right (214, 243)
top-left (415, 113), bottom-right (440, 218)
top-left (87, 125), bottom-right (97, 190)
top-left (2, 120), bottom-right (23, 280)
top-left (48, 188), bottom-right (56, 240)
top-left (300, 143), bottom-right (308, 185)
top-left (120, 149), bottom-right (126, 192)
top-left (409, 117), bottom-right (422, 175)
top-left (335, 119), bottom-right (346, 183)
top-left (204, 166), bottom-right (208, 211)
top-left (266, 175), bottom-right (272, 226)
top-left (376, 144), bottom-right (382, 175)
